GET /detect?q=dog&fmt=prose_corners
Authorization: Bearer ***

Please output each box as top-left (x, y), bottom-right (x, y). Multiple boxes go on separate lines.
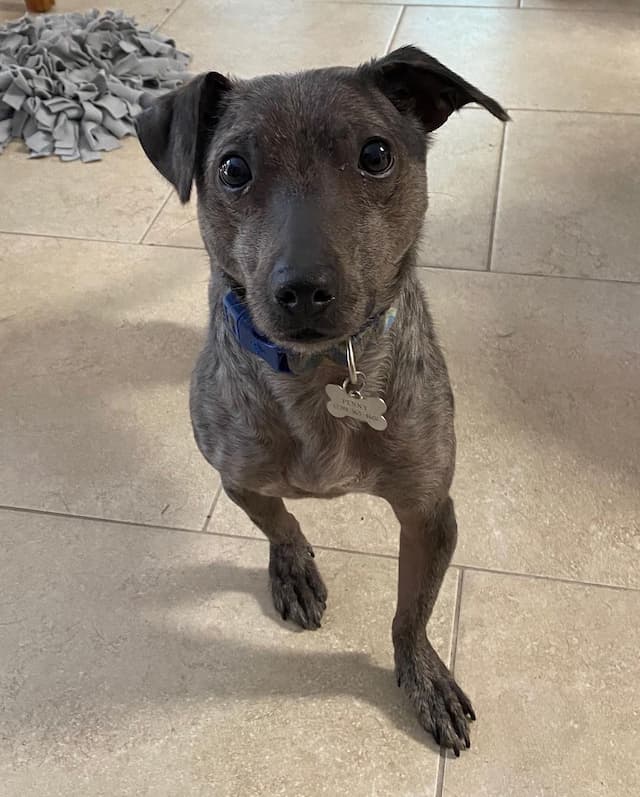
top-left (136, 45), bottom-right (508, 755)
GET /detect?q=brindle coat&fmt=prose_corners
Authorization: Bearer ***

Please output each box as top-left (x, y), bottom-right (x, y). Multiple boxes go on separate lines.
top-left (136, 46), bottom-right (508, 755)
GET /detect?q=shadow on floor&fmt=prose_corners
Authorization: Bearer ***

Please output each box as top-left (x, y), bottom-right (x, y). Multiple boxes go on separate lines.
top-left (1, 530), bottom-right (442, 758)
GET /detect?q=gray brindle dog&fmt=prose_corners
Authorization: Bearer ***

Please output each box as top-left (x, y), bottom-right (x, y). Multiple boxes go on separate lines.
top-left (137, 46), bottom-right (508, 755)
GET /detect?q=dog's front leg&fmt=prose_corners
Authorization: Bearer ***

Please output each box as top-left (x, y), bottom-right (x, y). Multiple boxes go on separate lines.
top-left (224, 486), bottom-right (327, 630)
top-left (391, 496), bottom-right (475, 755)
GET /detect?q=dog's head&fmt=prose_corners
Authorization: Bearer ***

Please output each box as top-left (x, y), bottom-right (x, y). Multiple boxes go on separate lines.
top-left (137, 46), bottom-right (507, 351)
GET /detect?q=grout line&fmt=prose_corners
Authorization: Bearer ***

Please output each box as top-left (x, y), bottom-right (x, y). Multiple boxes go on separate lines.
top-left (0, 503), bottom-right (209, 537)
top-left (513, 4), bottom-right (640, 13)
top-left (142, 240), bottom-right (204, 251)
top-left (0, 229), bottom-right (144, 246)
top-left (201, 483), bottom-right (223, 532)
top-left (155, 0), bottom-right (189, 33)
top-left (384, 4), bottom-right (406, 55)
top-left (485, 119), bottom-right (508, 271)
top-left (417, 263), bottom-right (640, 288)
top-left (322, 2), bottom-right (516, 8)
top-left (0, 227), bottom-right (640, 286)
top-left (319, 1), bottom-right (639, 11)
top-left (455, 561), bottom-right (640, 594)
top-left (436, 739), bottom-right (447, 797)
top-left (2, 230), bottom-right (634, 288)
top-left (506, 107), bottom-right (640, 118)
top-left (2, 503), bottom-right (639, 594)
top-left (397, 2), bottom-right (638, 11)
top-left (208, 535), bottom-right (640, 595)
top-left (436, 567), bottom-right (466, 796)
top-left (0, 228), bottom-right (206, 252)
top-left (449, 568), bottom-right (465, 673)
top-left (138, 189), bottom-right (173, 244)
top-left (0, 229), bottom-right (211, 259)
top-left (458, 106), bottom-right (640, 118)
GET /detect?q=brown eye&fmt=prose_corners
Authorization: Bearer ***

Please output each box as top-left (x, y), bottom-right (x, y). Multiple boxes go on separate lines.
top-left (219, 155), bottom-right (252, 189)
top-left (359, 139), bottom-right (393, 175)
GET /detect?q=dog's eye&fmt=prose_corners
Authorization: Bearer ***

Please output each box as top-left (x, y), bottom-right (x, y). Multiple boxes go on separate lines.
top-left (359, 139), bottom-right (393, 176)
top-left (219, 156), bottom-right (252, 189)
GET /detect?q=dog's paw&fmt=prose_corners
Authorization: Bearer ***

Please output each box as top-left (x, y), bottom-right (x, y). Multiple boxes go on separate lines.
top-left (269, 542), bottom-right (328, 630)
top-left (396, 639), bottom-right (475, 756)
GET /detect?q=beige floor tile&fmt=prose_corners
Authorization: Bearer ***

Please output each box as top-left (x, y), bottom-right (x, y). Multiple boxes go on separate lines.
top-left (0, 139), bottom-right (170, 242)
top-left (79, 0), bottom-right (180, 28)
top-left (419, 109), bottom-right (504, 271)
top-left (523, 1), bottom-right (639, 10)
top-left (0, 234), bottom-right (216, 528)
top-left (0, 0), bottom-right (27, 23)
top-left (0, 0), bottom-right (181, 27)
top-left (315, 0), bottom-right (518, 5)
top-left (160, 0), bottom-right (401, 75)
top-left (493, 111), bottom-right (640, 282)
top-left (444, 570), bottom-right (640, 796)
top-left (423, 268), bottom-right (640, 588)
top-left (145, 109), bottom-right (505, 269)
top-left (0, 508), bottom-right (458, 796)
top-left (393, 6), bottom-right (640, 112)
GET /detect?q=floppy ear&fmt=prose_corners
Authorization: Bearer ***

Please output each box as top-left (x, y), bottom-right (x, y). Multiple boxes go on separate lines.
top-left (369, 45), bottom-right (509, 132)
top-left (135, 71), bottom-right (232, 203)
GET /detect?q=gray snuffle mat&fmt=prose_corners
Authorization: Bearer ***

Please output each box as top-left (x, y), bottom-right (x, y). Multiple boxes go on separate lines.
top-left (0, 9), bottom-right (191, 162)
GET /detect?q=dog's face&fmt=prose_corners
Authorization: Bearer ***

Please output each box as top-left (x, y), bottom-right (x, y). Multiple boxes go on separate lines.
top-left (137, 47), bottom-right (507, 351)
top-left (198, 71), bottom-right (430, 349)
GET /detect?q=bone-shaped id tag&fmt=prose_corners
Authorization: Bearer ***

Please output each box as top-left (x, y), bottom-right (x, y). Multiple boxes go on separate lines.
top-left (325, 337), bottom-right (388, 431)
top-left (325, 382), bottom-right (388, 430)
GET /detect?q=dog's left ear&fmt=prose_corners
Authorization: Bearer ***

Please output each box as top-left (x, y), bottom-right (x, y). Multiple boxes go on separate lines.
top-left (135, 71), bottom-right (233, 203)
top-left (368, 45), bottom-right (509, 132)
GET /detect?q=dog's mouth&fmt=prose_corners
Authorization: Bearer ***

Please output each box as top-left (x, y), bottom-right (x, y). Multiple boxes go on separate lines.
top-left (275, 300), bottom-right (377, 350)
top-left (286, 328), bottom-right (331, 343)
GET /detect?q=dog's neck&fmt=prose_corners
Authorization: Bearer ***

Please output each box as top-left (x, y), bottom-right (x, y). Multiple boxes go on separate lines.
top-left (212, 250), bottom-right (417, 377)
top-left (221, 285), bottom-right (397, 377)
top-left (208, 261), bottom-right (424, 409)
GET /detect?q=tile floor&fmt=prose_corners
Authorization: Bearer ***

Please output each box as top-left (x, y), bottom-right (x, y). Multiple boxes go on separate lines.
top-left (1, 1), bottom-right (639, 795)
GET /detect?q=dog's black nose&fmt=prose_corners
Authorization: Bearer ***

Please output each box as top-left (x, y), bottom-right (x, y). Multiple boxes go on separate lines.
top-left (275, 281), bottom-right (335, 311)
top-left (271, 271), bottom-right (336, 321)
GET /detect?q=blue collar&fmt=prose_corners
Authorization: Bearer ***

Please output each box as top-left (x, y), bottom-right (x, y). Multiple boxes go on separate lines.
top-left (222, 290), bottom-right (396, 374)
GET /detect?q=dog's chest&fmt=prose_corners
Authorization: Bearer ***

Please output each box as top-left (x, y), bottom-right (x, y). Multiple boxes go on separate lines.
top-left (280, 438), bottom-right (377, 498)
top-left (192, 341), bottom-right (391, 499)
top-left (259, 386), bottom-right (382, 498)
top-left (262, 459), bottom-right (378, 500)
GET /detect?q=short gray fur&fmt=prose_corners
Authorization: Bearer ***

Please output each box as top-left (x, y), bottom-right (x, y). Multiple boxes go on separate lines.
top-left (135, 47), bottom-right (509, 756)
